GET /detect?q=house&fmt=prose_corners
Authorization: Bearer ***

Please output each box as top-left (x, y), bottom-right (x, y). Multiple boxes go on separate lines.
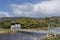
top-left (10, 22), bottom-right (21, 32)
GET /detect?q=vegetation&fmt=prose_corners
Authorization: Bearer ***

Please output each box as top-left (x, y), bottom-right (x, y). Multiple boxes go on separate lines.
top-left (42, 34), bottom-right (60, 40)
top-left (0, 16), bottom-right (60, 29)
top-left (0, 29), bottom-right (11, 33)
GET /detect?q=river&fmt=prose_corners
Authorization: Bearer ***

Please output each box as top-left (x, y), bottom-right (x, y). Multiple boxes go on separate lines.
top-left (0, 32), bottom-right (47, 40)
top-left (1, 27), bottom-right (60, 40)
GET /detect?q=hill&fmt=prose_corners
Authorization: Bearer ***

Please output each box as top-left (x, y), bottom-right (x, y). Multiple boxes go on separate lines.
top-left (0, 16), bottom-right (60, 29)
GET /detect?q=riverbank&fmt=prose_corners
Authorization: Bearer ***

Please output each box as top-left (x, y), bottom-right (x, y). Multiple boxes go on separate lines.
top-left (27, 27), bottom-right (48, 31)
top-left (0, 27), bottom-right (48, 34)
top-left (0, 29), bottom-right (12, 34)
top-left (42, 34), bottom-right (60, 40)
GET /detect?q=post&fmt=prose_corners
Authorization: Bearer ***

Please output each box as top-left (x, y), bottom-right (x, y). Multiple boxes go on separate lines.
top-left (47, 24), bottom-right (51, 37)
top-left (48, 24), bottom-right (50, 35)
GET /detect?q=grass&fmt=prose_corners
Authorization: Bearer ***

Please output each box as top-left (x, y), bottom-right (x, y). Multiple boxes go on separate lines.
top-left (36, 27), bottom-right (48, 30)
top-left (29, 27), bottom-right (48, 31)
top-left (0, 29), bottom-right (11, 34)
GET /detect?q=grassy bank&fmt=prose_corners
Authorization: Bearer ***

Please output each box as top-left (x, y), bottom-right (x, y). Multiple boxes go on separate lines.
top-left (42, 34), bottom-right (60, 40)
top-left (0, 29), bottom-right (11, 34)
top-left (0, 27), bottom-right (48, 34)
top-left (27, 27), bottom-right (48, 31)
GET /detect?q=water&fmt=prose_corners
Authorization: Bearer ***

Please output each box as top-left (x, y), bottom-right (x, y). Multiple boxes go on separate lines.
top-left (0, 32), bottom-right (47, 40)
top-left (50, 27), bottom-right (60, 34)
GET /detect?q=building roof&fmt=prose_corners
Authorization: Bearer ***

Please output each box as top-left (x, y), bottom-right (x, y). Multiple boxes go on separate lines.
top-left (10, 22), bottom-right (20, 25)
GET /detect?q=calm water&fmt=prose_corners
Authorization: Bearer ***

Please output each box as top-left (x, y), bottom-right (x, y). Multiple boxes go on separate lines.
top-left (0, 32), bottom-right (47, 40)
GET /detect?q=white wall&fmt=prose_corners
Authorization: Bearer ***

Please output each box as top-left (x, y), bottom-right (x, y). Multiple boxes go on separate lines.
top-left (10, 24), bottom-right (21, 30)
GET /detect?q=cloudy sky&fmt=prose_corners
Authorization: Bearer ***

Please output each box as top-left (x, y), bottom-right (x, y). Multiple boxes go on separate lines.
top-left (0, 0), bottom-right (60, 18)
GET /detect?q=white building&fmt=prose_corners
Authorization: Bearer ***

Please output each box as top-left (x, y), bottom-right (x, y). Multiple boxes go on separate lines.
top-left (10, 23), bottom-right (21, 31)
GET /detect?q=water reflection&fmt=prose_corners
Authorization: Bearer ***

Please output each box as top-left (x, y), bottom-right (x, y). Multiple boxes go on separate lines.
top-left (0, 32), bottom-right (47, 40)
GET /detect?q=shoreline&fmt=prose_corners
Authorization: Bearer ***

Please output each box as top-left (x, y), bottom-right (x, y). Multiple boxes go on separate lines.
top-left (0, 27), bottom-right (48, 34)
top-left (0, 27), bottom-right (59, 34)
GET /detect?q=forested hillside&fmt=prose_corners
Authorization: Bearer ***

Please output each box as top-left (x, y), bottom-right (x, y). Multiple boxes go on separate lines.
top-left (0, 16), bottom-right (60, 29)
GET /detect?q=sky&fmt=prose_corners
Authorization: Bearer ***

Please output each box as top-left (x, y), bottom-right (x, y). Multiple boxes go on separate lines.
top-left (0, 0), bottom-right (60, 18)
